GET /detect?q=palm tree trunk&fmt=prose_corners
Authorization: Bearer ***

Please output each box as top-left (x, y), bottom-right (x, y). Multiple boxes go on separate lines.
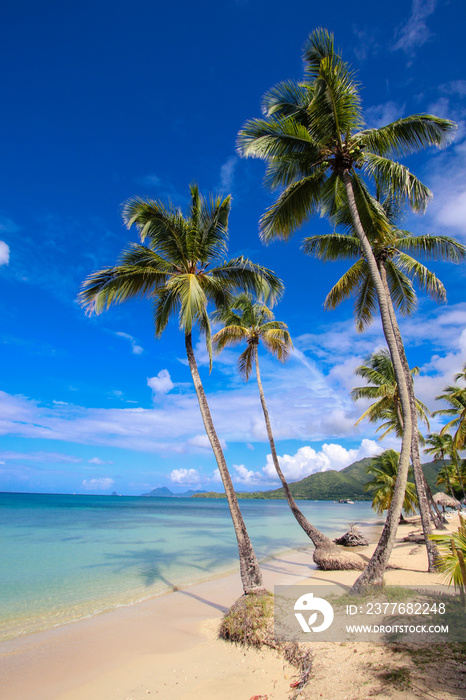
top-left (185, 332), bottom-right (264, 594)
top-left (380, 264), bottom-right (439, 570)
top-left (253, 344), bottom-right (333, 548)
top-left (342, 170), bottom-right (413, 593)
top-left (442, 458), bottom-right (456, 500)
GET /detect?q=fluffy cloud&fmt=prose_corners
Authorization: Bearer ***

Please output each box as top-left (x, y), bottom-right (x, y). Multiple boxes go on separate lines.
top-left (0, 241), bottom-right (10, 265)
top-left (82, 477), bottom-right (114, 490)
top-left (263, 440), bottom-right (381, 482)
top-left (88, 457), bottom-right (113, 465)
top-left (147, 370), bottom-right (174, 395)
top-left (170, 468), bottom-right (201, 485)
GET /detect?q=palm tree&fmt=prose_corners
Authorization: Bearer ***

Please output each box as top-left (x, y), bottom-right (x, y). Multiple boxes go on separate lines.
top-left (435, 365), bottom-right (466, 451)
top-left (79, 184), bottom-right (284, 595)
top-left (365, 449), bottom-right (418, 523)
top-left (212, 294), bottom-right (363, 570)
top-left (352, 349), bottom-right (430, 441)
top-left (304, 197), bottom-right (464, 540)
top-left (352, 349), bottom-right (444, 540)
top-left (425, 432), bottom-right (465, 501)
top-left (237, 28), bottom-right (455, 590)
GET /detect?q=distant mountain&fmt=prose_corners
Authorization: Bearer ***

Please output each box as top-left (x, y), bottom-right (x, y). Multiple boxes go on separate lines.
top-left (141, 487), bottom-right (207, 498)
top-left (192, 458), bottom-right (444, 501)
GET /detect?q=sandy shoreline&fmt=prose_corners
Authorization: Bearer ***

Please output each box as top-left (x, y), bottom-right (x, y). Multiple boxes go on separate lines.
top-left (1, 516), bottom-right (465, 700)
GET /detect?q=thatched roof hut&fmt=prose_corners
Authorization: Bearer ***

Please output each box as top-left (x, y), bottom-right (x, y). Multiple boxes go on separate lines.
top-left (433, 492), bottom-right (460, 510)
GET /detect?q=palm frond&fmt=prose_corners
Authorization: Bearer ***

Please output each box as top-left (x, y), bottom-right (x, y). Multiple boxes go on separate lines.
top-left (259, 172), bottom-right (327, 241)
top-left (363, 153), bottom-right (432, 213)
top-left (360, 115), bottom-right (457, 158)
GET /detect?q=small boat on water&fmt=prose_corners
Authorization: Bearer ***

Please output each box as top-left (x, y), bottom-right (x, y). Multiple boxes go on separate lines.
top-left (337, 499), bottom-right (355, 504)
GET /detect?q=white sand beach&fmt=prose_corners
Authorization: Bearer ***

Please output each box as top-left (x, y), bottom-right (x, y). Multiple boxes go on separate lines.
top-left (1, 516), bottom-right (465, 700)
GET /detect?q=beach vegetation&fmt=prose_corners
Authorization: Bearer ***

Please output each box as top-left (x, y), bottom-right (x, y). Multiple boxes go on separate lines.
top-left (79, 183), bottom-right (284, 595)
top-left (237, 27), bottom-right (455, 591)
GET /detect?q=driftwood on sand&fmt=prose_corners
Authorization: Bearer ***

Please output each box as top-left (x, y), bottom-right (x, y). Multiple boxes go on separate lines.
top-left (334, 525), bottom-right (369, 547)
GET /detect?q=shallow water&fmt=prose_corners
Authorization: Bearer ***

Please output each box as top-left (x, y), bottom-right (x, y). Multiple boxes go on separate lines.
top-left (0, 492), bottom-right (377, 640)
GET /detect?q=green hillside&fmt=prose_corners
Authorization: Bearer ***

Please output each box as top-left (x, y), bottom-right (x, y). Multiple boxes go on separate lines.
top-left (192, 458), bottom-right (444, 501)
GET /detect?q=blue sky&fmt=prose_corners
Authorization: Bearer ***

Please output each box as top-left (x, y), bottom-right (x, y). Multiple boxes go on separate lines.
top-left (1, 0), bottom-right (466, 495)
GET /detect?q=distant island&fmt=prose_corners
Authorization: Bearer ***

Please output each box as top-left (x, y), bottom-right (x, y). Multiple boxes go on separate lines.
top-left (191, 457), bottom-right (444, 501)
top-left (141, 487), bottom-right (208, 498)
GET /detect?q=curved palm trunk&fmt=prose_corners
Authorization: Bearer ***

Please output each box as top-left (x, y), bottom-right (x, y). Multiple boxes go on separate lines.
top-left (253, 344), bottom-right (333, 548)
top-left (380, 265), bottom-right (440, 569)
top-left (342, 171), bottom-right (413, 593)
top-left (185, 332), bottom-right (264, 594)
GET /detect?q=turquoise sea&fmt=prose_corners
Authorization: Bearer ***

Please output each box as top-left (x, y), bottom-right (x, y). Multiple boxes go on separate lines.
top-left (0, 492), bottom-right (378, 641)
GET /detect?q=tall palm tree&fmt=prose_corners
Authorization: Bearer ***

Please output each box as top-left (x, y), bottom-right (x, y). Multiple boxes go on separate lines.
top-left (213, 294), bottom-right (334, 549)
top-left (79, 184), bottom-right (284, 595)
top-left (237, 28), bottom-right (455, 590)
top-left (365, 449), bottom-right (418, 522)
top-left (305, 197), bottom-right (463, 545)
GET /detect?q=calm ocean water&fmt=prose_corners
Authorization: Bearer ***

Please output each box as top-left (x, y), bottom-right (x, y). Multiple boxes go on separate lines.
top-left (0, 492), bottom-right (377, 641)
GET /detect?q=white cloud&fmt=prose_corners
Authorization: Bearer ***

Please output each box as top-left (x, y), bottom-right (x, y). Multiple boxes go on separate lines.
top-left (88, 457), bottom-right (113, 465)
top-left (393, 0), bottom-right (437, 54)
top-left (263, 440), bottom-right (381, 482)
top-left (115, 331), bottom-right (143, 355)
top-left (219, 156), bottom-right (237, 193)
top-left (147, 369), bottom-right (174, 395)
top-left (170, 468), bottom-right (201, 485)
top-left (82, 477), bottom-right (115, 491)
top-left (364, 102), bottom-right (405, 129)
top-left (0, 241), bottom-right (10, 266)
top-left (231, 463), bottom-right (263, 486)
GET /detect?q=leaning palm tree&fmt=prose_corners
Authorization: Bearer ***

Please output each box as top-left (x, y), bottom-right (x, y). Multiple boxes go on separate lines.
top-left (238, 28), bottom-right (455, 591)
top-left (365, 449), bottom-right (418, 523)
top-left (213, 293), bottom-right (364, 570)
top-left (79, 184), bottom-right (284, 595)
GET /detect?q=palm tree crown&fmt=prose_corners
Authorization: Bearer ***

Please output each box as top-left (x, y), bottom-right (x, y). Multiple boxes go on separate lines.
top-left (238, 29), bottom-right (455, 242)
top-left (79, 184), bottom-right (283, 358)
top-left (212, 293), bottom-right (292, 379)
top-left (303, 195), bottom-right (465, 331)
top-left (352, 349), bottom-right (430, 440)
